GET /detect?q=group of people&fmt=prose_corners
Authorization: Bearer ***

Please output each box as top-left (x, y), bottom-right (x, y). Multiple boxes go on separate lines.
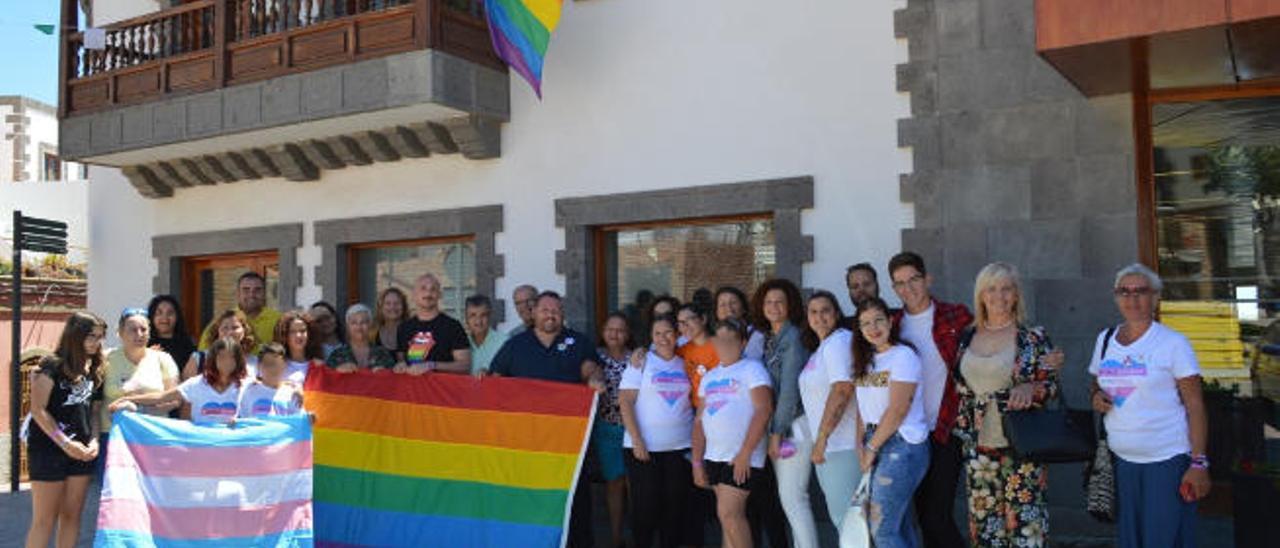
top-left (23, 252), bottom-right (1210, 548)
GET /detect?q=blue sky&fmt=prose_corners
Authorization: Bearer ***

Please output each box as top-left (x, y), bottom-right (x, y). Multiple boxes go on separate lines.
top-left (0, 2), bottom-right (64, 104)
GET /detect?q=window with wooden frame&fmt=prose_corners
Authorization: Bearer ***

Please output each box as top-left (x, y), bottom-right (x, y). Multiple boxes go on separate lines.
top-left (1138, 82), bottom-right (1280, 397)
top-left (180, 251), bottom-right (280, 340)
top-left (345, 236), bottom-right (477, 318)
top-left (594, 214), bottom-right (776, 340)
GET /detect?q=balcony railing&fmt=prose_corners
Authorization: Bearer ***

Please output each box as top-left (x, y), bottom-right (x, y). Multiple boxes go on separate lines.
top-left (59, 0), bottom-right (502, 117)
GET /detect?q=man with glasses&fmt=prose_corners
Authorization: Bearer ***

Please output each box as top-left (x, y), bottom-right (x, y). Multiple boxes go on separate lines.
top-left (508, 284), bottom-right (538, 336)
top-left (197, 271), bottom-right (281, 352)
top-left (887, 251), bottom-right (972, 548)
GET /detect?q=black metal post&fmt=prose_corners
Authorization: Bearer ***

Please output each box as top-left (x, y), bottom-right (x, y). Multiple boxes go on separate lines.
top-left (10, 211), bottom-right (22, 493)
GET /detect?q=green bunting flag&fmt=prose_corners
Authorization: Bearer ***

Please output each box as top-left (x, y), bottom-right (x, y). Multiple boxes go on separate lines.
top-left (33, 24), bottom-right (55, 35)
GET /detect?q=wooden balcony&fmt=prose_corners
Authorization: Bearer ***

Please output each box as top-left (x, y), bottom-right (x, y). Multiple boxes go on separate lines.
top-left (59, 0), bottom-right (510, 197)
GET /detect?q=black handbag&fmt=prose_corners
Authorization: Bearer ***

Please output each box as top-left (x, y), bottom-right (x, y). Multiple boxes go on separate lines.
top-left (1001, 397), bottom-right (1097, 463)
top-left (1000, 326), bottom-right (1117, 464)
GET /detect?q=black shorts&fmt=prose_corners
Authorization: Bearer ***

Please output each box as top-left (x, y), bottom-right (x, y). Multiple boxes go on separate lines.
top-left (704, 460), bottom-right (763, 492)
top-left (26, 440), bottom-right (95, 482)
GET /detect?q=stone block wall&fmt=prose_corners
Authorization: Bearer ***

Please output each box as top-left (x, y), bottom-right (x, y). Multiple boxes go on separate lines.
top-left (896, 0), bottom-right (1141, 537)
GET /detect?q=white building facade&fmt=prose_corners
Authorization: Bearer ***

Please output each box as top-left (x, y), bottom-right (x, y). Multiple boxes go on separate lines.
top-left (80, 0), bottom-right (912, 335)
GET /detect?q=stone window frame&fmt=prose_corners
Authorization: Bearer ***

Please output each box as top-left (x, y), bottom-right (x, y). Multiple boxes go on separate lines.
top-left (554, 176), bottom-right (815, 331)
top-left (152, 223), bottom-right (304, 310)
top-left (38, 143), bottom-right (59, 181)
top-left (313, 205), bottom-right (505, 322)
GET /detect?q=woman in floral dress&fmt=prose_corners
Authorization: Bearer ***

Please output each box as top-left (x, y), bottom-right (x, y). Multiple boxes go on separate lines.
top-left (954, 262), bottom-right (1062, 547)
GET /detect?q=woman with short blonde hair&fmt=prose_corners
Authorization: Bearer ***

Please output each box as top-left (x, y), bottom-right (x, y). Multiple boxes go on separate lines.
top-left (954, 262), bottom-right (1061, 546)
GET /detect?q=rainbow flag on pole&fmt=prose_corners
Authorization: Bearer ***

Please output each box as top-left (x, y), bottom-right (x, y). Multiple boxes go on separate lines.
top-left (96, 412), bottom-right (314, 547)
top-left (484, 0), bottom-right (563, 97)
top-left (305, 367), bottom-right (596, 547)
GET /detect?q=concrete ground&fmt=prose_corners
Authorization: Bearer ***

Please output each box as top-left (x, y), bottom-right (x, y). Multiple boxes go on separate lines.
top-left (0, 480), bottom-right (1235, 548)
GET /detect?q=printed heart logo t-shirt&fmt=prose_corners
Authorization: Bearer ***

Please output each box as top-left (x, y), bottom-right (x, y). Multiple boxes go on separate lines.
top-left (1088, 322), bottom-right (1200, 463)
top-left (177, 375), bottom-right (243, 424)
top-left (619, 352), bottom-right (694, 452)
top-left (237, 381), bottom-right (303, 418)
top-left (697, 358), bottom-right (772, 468)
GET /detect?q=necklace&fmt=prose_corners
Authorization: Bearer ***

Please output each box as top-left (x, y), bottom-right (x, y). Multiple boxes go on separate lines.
top-left (984, 319), bottom-right (1015, 331)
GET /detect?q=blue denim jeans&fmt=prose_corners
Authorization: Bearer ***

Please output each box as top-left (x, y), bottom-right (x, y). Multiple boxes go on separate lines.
top-left (865, 428), bottom-right (930, 548)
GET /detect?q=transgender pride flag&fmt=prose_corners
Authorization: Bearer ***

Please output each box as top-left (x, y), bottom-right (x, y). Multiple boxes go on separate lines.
top-left (96, 412), bottom-right (314, 547)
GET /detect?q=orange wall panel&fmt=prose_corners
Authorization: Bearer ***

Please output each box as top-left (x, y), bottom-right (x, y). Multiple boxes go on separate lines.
top-left (1230, 0), bottom-right (1280, 21)
top-left (1037, 0), bottom-right (1229, 50)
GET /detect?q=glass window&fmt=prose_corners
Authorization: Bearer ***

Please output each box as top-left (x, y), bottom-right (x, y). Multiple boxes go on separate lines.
top-left (599, 218), bottom-right (775, 338)
top-left (42, 153), bottom-right (61, 181)
top-left (352, 239), bottom-right (476, 318)
top-left (1153, 96), bottom-right (1280, 398)
top-left (182, 253), bottom-right (279, 338)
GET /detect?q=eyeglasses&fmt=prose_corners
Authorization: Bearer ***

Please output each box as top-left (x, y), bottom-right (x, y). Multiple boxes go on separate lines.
top-left (891, 274), bottom-right (925, 290)
top-left (1113, 287), bottom-right (1156, 298)
top-left (859, 317), bottom-right (889, 330)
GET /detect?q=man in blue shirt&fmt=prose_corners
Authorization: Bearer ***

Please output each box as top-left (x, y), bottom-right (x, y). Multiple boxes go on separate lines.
top-left (490, 290), bottom-right (603, 547)
top-left (490, 291), bottom-right (604, 388)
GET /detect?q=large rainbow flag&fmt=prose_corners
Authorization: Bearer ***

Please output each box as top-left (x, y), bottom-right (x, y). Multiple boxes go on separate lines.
top-left (96, 412), bottom-right (314, 547)
top-left (484, 0), bottom-right (563, 96)
top-left (305, 366), bottom-right (597, 547)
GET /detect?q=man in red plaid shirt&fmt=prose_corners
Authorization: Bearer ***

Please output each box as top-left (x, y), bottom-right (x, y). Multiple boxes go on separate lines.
top-left (888, 252), bottom-right (973, 548)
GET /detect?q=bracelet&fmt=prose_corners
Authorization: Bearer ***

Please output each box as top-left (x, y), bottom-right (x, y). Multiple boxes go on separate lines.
top-left (864, 442), bottom-right (879, 454)
top-left (52, 429), bottom-right (72, 448)
top-left (691, 460), bottom-right (704, 469)
top-left (1190, 454), bottom-right (1209, 470)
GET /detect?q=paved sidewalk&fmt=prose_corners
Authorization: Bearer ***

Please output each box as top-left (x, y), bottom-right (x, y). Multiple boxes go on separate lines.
top-left (1, 481), bottom-right (1234, 548)
top-left (1, 482), bottom-right (99, 548)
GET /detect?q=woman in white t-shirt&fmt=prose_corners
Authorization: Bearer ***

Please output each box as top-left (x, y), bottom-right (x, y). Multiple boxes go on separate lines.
top-left (111, 337), bottom-right (249, 425)
top-left (1089, 264), bottom-right (1208, 548)
top-left (274, 310), bottom-right (323, 386)
top-left (691, 318), bottom-right (773, 548)
top-left (619, 314), bottom-right (693, 548)
top-left (794, 291), bottom-right (861, 543)
top-left (852, 297), bottom-right (930, 548)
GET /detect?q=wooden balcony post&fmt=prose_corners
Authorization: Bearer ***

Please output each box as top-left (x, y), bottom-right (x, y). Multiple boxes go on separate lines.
top-left (57, 0), bottom-right (79, 118)
top-left (414, 0), bottom-right (434, 49)
top-left (214, 0), bottom-right (228, 86)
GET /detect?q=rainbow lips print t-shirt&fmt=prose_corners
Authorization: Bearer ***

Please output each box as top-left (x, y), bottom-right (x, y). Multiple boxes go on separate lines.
top-left (395, 314), bottom-right (470, 366)
top-left (406, 332), bottom-right (436, 365)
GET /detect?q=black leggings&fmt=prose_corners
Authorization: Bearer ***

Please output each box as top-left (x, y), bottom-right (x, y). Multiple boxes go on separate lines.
top-left (625, 450), bottom-right (691, 548)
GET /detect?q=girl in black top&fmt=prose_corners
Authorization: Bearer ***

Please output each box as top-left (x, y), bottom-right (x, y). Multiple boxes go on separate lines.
top-left (25, 311), bottom-right (107, 548)
top-left (146, 294), bottom-right (196, 369)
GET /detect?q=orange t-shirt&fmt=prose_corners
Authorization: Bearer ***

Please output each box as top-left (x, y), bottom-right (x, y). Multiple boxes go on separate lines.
top-left (678, 339), bottom-right (720, 409)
